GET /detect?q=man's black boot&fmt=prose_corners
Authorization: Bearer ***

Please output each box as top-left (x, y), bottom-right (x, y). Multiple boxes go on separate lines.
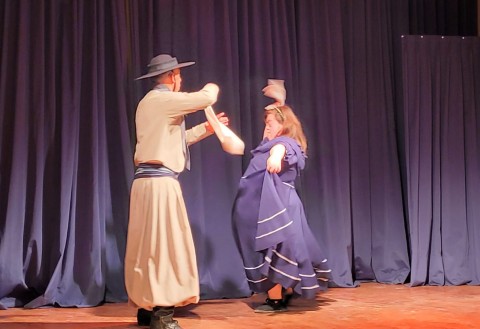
top-left (137, 308), bottom-right (152, 326)
top-left (150, 306), bottom-right (182, 329)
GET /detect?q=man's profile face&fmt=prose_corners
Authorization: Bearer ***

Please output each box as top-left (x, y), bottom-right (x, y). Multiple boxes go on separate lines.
top-left (172, 69), bottom-right (182, 92)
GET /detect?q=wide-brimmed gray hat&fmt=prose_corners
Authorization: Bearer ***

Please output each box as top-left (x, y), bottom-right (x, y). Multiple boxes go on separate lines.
top-left (135, 54), bottom-right (195, 80)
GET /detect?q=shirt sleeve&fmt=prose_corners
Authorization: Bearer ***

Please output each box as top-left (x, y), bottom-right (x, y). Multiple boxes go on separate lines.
top-left (186, 122), bottom-right (213, 146)
top-left (160, 87), bottom-right (218, 117)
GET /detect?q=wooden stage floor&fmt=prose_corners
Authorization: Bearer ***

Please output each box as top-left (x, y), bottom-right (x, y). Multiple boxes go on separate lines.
top-left (0, 282), bottom-right (479, 329)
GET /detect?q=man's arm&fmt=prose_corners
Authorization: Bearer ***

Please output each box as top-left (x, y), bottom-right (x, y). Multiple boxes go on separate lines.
top-left (186, 112), bottom-right (229, 146)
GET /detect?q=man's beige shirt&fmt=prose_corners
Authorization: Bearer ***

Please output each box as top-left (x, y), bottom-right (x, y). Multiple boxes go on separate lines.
top-left (134, 85), bottom-right (218, 172)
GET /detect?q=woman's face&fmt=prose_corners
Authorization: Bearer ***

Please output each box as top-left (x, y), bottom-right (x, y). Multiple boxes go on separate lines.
top-left (263, 112), bottom-right (284, 140)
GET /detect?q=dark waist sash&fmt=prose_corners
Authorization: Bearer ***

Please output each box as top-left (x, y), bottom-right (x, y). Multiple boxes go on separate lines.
top-left (134, 163), bottom-right (179, 180)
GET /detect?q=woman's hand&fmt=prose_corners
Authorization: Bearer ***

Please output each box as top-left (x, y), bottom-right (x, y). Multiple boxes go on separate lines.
top-left (205, 112), bottom-right (229, 133)
top-left (267, 144), bottom-right (286, 173)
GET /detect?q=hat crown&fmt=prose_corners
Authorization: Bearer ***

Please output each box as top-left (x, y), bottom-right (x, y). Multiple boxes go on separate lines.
top-left (135, 53), bottom-right (195, 80)
top-left (148, 54), bottom-right (178, 69)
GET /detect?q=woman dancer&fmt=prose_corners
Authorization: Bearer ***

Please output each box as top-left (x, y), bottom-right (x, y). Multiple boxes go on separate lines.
top-left (232, 80), bottom-right (331, 312)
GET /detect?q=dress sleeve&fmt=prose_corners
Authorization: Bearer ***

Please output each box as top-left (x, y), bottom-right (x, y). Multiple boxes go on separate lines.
top-left (276, 137), bottom-right (305, 170)
top-left (280, 141), bottom-right (299, 165)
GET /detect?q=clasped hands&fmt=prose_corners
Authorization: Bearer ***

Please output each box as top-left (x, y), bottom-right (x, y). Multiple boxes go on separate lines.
top-left (205, 112), bottom-right (229, 133)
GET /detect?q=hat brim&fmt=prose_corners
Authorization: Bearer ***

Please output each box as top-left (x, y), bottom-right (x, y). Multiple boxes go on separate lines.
top-left (135, 61), bottom-right (195, 80)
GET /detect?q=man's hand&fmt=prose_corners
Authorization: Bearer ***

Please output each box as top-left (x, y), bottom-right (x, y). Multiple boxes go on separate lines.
top-left (206, 112), bottom-right (229, 133)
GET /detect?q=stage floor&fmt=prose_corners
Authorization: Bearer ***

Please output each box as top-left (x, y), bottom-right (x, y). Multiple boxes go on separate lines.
top-left (0, 282), bottom-right (478, 328)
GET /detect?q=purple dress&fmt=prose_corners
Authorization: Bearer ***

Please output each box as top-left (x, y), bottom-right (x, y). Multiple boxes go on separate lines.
top-left (232, 136), bottom-right (331, 298)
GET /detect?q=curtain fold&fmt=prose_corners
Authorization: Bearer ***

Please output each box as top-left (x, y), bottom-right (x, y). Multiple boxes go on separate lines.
top-left (402, 35), bottom-right (480, 286)
top-left (294, 0), bottom-right (356, 287)
top-left (339, 0), bottom-right (411, 284)
top-left (0, 0), bottom-right (133, 307)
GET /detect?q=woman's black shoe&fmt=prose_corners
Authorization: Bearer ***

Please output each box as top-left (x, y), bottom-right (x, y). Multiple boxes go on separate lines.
top-left (282, 292), bottom-right (294, 306)
top-left (254, 298), bottom-right (287, 313)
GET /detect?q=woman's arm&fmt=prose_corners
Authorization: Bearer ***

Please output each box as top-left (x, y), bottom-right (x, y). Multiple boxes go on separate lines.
top-left (186, 112), bottom-right (229, 146)
top-left (266, 144), bottom-right (286, 173)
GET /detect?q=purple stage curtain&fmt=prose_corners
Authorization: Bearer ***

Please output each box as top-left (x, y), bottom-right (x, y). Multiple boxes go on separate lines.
top-left (402, 35), bottom-right (480, 286)
top-left (0, 0), bottom-right (133, 308)
top-left (0, 0), bottom-right (478, 309)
